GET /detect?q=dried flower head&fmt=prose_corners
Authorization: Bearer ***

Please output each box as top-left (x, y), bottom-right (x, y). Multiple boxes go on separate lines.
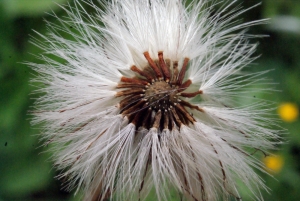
top-left (29, 0), bottom-right (280, 200)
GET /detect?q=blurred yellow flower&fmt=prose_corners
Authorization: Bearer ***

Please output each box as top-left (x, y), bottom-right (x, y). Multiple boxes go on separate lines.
top-left (263, 155), bottom-right (284, 173)
top-left (278, 102), bottom-right (298, 122)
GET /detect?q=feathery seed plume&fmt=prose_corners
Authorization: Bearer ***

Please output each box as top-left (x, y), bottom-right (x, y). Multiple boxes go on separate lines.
top-left (29, 0), bottom-right (280, 200)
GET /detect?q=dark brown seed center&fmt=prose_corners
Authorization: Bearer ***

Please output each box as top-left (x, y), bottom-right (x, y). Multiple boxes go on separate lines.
top-left (145, 80), bottom-right (178, 111)
top-left (116, 51), bottom-right (203, 131)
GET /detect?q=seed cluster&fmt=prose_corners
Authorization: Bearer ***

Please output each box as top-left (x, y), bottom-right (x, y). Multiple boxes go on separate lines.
top-left (116, 51), bottom-right (203, 131)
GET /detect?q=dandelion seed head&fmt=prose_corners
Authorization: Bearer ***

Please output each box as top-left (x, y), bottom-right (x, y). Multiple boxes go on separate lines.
top-left (28, 0), bottom-right (282, 201)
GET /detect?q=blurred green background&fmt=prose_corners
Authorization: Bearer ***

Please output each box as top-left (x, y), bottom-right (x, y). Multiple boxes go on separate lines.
top-left (0, 0), bottom-right (299, 200)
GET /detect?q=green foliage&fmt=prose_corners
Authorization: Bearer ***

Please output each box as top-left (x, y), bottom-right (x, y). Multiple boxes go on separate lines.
top-left (0, 0), bottom-right (300, 200)
top-left (1, 0), bottom-right (69, 18)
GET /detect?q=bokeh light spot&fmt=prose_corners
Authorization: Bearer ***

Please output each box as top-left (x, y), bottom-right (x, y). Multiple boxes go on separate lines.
top-left (263, 155), bottom-right (284, 173)
top-left (278, 103), bottom-right (298, 122)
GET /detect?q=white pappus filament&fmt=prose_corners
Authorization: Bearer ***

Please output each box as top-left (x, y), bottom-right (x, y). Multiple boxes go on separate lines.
top-left (28, 0), bottom-right (281, 201)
